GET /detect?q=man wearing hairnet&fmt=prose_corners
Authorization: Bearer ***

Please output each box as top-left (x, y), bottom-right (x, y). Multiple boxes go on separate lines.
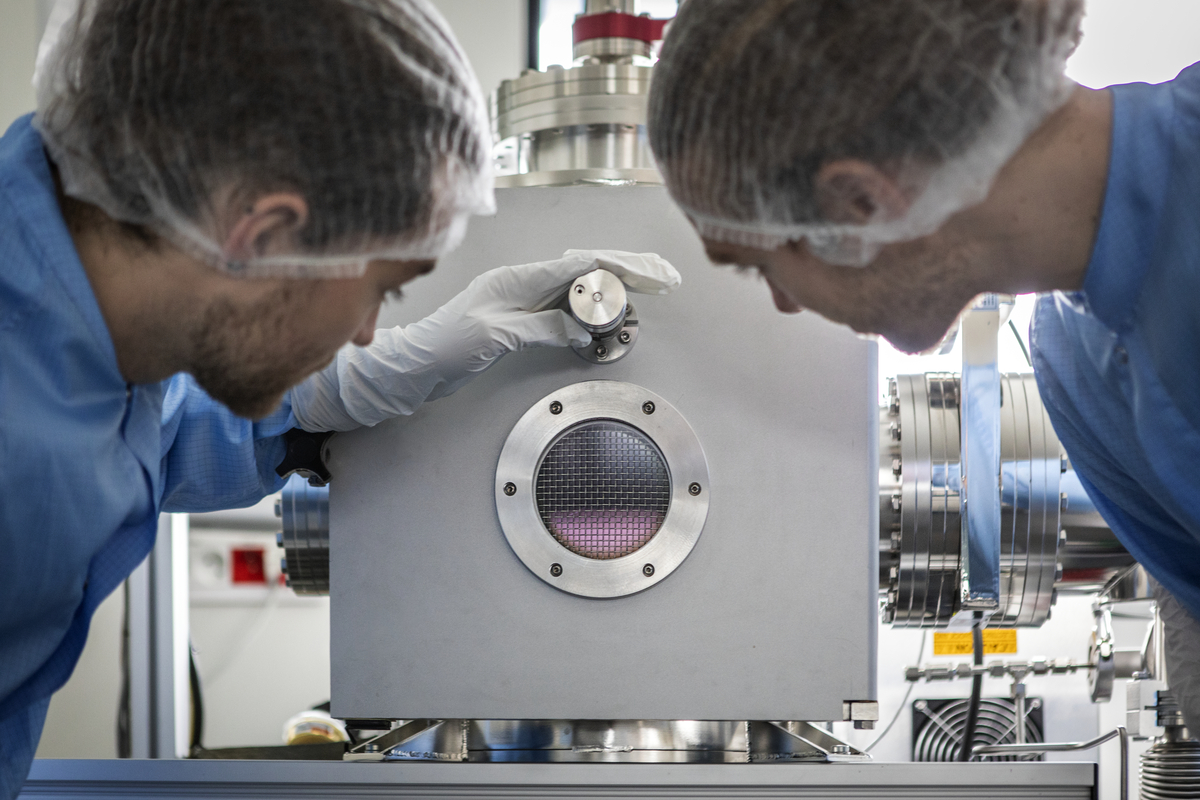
top-left (0, 0), bottom-right (677, 792)
top-left (649, 0), bottom-right (1200, 733)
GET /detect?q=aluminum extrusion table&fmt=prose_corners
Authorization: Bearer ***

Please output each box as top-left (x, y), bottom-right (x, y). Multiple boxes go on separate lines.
top-left (22, 759), bottom-right (1096, 799)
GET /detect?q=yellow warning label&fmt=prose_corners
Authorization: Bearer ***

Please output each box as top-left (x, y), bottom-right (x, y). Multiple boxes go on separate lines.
top-left (933, 629), bottom-right (1018, 656)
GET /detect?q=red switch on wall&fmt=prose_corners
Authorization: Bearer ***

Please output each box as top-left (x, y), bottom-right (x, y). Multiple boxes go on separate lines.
top-left (231, 547), bottom-right (267, 585)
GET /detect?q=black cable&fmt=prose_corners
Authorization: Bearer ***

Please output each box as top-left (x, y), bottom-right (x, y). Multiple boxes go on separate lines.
top-left (958, 612), bottom-right (985, 761)
top-left (188, 645), bottom-right (205, 754)
top-left (527, 0), bottom-right (542, 70)
top-left (1009, 318), bottom-right (1033, 367)
top-left (116, 581), bottom-right (131, 758)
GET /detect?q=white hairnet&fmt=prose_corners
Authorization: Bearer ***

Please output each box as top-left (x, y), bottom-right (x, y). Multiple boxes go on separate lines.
top-left (34, 0), bottom-right (495, 278)
top-left (648, 0), bottom-right (1083, 266)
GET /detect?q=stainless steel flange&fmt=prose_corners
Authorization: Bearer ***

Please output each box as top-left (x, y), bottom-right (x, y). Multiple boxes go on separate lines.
top-left (880, 373), bottom-right (1065, 627)
top-left (495, 381), bottom-right (709, 598)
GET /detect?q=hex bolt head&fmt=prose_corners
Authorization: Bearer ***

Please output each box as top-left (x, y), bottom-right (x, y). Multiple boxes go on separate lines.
top-left (889, 422), bottom-right (901, 441)
top-left (618, 330), bottom-right (631, 344)
top-left (642, 563), bottom-right (655, 577)
top-left (276, 531), bottom-right (284, 548)
top-left (891, 457), bottom-right (902, 478)
top-left (642, 401), bottom-right (655, 415)
top-left (550, 563), bottom-right (563, 577)
top-left (280, 557), bottom-right (288, 574)
top-left (832, 744), bottom-right (852, 755)
top-left (595, 345), bottom-right (608, 359)
top-left (503, 482), bottom-right (517, 496)
top-left (891, 493), bottom-right (902, 512)
top-left (274, 498), bottom-right (282, 518)
top-left (549, 401), bottom-right (563, 415)
top-left (688, 482), bottom-right (702, 496)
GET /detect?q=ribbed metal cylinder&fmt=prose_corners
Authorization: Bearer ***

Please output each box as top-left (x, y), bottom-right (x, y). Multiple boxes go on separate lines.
top-left (880, 373), bottom-right (1128, 627)
top-left (277, 475), bottom-right (330, 596)
top-left (1140, 738), bottom-right (1200, 799)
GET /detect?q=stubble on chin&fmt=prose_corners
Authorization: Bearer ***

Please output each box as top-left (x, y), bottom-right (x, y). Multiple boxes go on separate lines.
top-left (189, 289), bottom-right (327, 420)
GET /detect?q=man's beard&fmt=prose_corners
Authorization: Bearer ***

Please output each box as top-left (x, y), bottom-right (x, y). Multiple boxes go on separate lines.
top-left (189, 292), bottom-right (330, 420)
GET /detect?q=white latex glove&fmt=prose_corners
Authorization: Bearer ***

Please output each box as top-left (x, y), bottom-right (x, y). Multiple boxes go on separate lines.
top-left (289, 250), bottom-right (680, 431)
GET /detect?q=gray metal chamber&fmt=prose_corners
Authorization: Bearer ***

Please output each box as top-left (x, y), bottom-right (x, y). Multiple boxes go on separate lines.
top-left (326, 186), bottom-right (878, 722)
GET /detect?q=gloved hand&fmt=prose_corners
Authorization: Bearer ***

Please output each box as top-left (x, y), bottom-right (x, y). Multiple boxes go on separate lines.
top-left (289, 249), bottom-right (681, 431)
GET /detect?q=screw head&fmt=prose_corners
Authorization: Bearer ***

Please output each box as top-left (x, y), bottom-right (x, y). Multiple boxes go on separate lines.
top-left (595, 345), bottom-right (608, 359)
top-left (688, 482), bottom-right (702, 496)
top-left (642, 401), bottom-right (655, 415)
top-left (642, 563), bottom-right (655, 577)
top-left (618, 330), bottom-right (631, 344)
top-left (503, 482), bottom-right (517, 496)
top-left (832, 744), bottom-right (852, 755)
top-left (592, 291), bottom-right (603, 302)
top-left (550, 563), bottom-right (563, 577)
top-left (549, 401), bottom-right (563, 415)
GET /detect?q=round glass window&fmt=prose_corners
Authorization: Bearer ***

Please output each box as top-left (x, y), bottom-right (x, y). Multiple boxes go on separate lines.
top-left (535, 420), bottom-right (671, 560)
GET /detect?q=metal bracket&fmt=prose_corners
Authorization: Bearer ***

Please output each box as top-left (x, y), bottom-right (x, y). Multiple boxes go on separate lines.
top-left (748, 721), bottom-right (871, 763)
top-left (345, 719), bottom-right (446, 762)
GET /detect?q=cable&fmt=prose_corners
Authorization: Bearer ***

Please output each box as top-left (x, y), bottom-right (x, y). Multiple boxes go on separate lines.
top-left (116, 581), bottom-right (131, 758)
top-left (866, 630), bottom-right (928, 752)
top-left (189, 644), bottom-right (205, 754)
top-left (958, 613), bottom-right (985, 761)
top-left (1009, 318), bottom-right (1033, 367)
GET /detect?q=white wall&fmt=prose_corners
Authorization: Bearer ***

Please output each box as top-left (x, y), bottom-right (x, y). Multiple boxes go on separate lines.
top-left (0, 0), bottom-right (42, 133)
top-left (33, 590), bottom-right (123, 758)
top-left (428, 0), bottom-right (525, 98)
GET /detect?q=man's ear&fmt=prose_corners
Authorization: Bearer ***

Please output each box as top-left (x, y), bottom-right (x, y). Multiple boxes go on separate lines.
top-left (222, 193), bottom-right (309, 263)
top-left (814, 160), bottom-right (910, 225)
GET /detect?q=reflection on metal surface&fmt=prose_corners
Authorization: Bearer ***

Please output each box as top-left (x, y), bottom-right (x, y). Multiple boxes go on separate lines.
top-left (568, 269), bottom-right (628, 337)
top-left (880, 373), bottom-right (1129, 627)
top-left (277, 475), bottom-right (330, 596)
top-left (496, 381), bottom-right (709, 598)
top-left (343, 720), bottom-right (868, 763)
top-left (960, 295), bottom-right (1002, 611)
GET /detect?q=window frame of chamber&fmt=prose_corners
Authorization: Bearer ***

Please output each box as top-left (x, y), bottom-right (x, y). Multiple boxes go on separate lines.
top-left (495, 380), bottom-right (710, 598)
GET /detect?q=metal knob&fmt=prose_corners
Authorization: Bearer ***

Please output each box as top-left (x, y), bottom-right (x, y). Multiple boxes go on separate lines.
top-left (568, 269), bottom-right (627, 338)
